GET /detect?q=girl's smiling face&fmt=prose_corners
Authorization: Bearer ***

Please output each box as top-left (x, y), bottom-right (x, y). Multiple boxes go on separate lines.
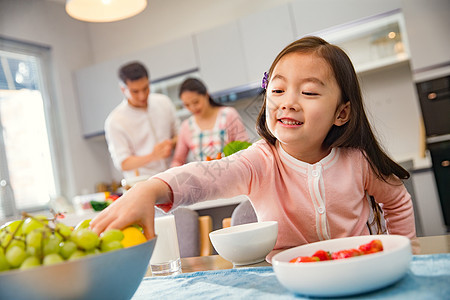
top-left (265, 52), bottom-right (349, 162)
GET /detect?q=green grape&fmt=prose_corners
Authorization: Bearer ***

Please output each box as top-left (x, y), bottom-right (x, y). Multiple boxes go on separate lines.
top-left (55, 223), bottom-right (73, 239)
top-left (26, 245), bottom-right (42, 257)
top-left (22, 217), bottom-right (45, 235)
top-left (101, 240), bottom-right (124, 252)
top-left (43, 235), bottom-right (60, 256)
top-left (68, 250), bottom-right (86, 261)
top-left (6, 238), bottom-right (26, 252)
top-left (0, 232), bottom-right (13, 248)
top-left (100, 229), bottom-right (124, 244)
top-left (69, 231), bottom-right (79, 244)
top-left (37, 226), bottom-right (52, 236)
top-left (74, 219), bottom-right (91, 231)
top-left (74, 228), bottom-right (99, 250)
top-left (43, 253), bottom-right (63, 266)
top-left (35, 215), bottom-right (50, 224)
top-left (59, 240), bottom-right (77, 259)
top-left (0, 250), bottom-right (10, 271)
top-left (0, 219), bottom-right (23, 235)
top-left (26, 229), bottom-right (43, 248)
top-left (53, 231), bottom-right (64, 244)
top-left (5, 246), bottom-right (27, 268)
top-left (20, 256), bottom-right (41, 270)
top-left (85, 248), bottom-right (101, 256)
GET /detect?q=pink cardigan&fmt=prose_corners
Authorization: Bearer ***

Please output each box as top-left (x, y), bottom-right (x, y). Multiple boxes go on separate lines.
top-left (156, 140), bottom-right (416, 259)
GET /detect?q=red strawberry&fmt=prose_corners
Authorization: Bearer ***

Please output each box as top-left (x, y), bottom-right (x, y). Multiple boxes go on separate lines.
top-left (289, 256), bottom-right (320, 263)
top-left (312, 250), bottom-right (332, 261)
top-left (359, 239), bottom-right (383, 254)
top-left (331, 248), bottom-right (362, 260)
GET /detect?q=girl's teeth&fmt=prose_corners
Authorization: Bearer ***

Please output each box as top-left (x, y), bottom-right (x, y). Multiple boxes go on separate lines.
top-left (281, 120), bottom-right (302, 125)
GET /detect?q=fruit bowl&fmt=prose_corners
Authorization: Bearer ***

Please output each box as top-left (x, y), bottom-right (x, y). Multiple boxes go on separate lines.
top-left (209, 221), bottom-right (278, 265)
top-left (0, 237), bottom-right (156, 300)
top-left (272, 235), bottom-right (412, 297)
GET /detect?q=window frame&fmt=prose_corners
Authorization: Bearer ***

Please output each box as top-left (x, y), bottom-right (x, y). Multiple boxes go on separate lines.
top-left (0, 36), bottom-right (67, 217)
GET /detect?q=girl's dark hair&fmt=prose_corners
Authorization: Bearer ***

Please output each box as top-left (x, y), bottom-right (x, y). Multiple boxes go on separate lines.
top-left (119, 61), bottom-right (149, 83)
top-left (256, 36), bottom-right (409, 181)
top-left (179, 78), bottom-right (222, 107)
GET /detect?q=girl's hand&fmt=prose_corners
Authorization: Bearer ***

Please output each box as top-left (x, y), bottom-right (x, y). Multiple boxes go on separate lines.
top-left (90, 178), bottom-right (171, 240)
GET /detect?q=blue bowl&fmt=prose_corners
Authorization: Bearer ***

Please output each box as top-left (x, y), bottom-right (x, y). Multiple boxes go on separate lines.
top-left (0, 237), bottom-right (157, 300)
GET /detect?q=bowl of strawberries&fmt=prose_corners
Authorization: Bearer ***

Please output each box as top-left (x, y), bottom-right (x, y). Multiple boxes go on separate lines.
top-left (272, 235), bottom-right (412, 297)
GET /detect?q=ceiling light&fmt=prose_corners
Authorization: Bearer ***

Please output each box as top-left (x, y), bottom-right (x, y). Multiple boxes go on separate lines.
top-left (66, 0), bottom-right (147, 23)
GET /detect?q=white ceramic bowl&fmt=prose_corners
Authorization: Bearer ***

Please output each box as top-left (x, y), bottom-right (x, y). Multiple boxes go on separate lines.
top-left (272, 235), bottom-right (412, 297)
top-left (0, 237), bottom-right (157, 300)
top-left (209, 221), bottom-right (278, 265)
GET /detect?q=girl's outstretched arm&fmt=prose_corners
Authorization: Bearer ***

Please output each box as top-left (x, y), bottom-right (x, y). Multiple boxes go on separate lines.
top-left (90, 178), bottom-right (172, 240)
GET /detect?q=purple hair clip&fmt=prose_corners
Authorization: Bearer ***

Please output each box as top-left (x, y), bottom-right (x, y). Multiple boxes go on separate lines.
top-left (261, 71), bottom-right (268, 89)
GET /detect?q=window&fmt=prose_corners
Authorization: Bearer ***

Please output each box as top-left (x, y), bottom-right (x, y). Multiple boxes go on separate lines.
top-left (0, 37), bottom-right (65, 219)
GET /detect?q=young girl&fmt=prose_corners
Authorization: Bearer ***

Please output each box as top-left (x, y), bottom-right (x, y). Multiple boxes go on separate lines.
top-left (91, 36), bottom-right (418, 259)
top-left (170, 78), bottom-right (249, 167)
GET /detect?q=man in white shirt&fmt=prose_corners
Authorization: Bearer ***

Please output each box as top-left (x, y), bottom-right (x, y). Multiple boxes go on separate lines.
top-left (105, 62), bottom-right (179, 179)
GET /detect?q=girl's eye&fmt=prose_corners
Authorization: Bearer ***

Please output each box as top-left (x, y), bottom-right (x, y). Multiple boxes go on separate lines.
top-left (302, 91), bottom-right (319, 96)
top-left (271, 89), bottom-right (284, 94)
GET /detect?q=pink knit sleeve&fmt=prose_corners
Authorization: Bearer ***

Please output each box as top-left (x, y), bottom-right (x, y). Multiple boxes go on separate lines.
top-left (155, 142), bottom-right (268, 210)
top-left (363, 156), bottom-right (417, 241)
top-left (170, 120), bottom-right (191, 167)
top-left (225, 107), bottom-right (250, 142)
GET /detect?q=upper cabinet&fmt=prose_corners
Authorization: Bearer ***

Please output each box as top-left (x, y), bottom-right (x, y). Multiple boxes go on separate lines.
top-left (75, 59), bottom-right (123, 138)
top-left (131, 36), bottom-right (198, 81)
top-left (194, 3), bottom-right (297, 93)
top-left (238, 3), bottom-right (296, 84)
top-left (315, 11), bottom-right (410, 74)
top-left (401, 0), bottom-right (450, 72)
top-left (194, 22), bottom-right (248, 93)
top-left (291, 0), bottom-right (401, 37)
top-left (75, 36), bottom-right (198, 137)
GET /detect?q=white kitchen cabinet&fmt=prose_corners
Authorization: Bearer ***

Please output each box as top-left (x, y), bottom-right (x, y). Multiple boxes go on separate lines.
top-left (291, 0), bottom-right (401, 38)
top-left (401, 0), bottom-right (450, 72)
top-left (316, 11), bottom-right (410, 74)
top-left (75, 59), bottom-right (123, 138)
top-left (131, 36), bottom-right (198, 81)
top-left (411, 169), bottom-right (447, 236)
top-left (194, 22), bottom-right (248, 93)
top-left (238, 3), bottom-right (296, 84)
top-left (75, 36), bottom-right (198, 137)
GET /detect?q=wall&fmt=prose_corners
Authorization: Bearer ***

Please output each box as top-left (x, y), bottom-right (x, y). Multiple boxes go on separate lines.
top-left (359, 63), bottom-right (422, 164)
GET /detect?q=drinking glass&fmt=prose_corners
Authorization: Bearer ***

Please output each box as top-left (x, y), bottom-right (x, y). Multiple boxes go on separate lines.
top-left (150, 214), bottom-right (182, 276)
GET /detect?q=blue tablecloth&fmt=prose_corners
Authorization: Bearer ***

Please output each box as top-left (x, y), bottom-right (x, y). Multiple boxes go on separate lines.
top-left (132, 254), bottom-right (450, 299)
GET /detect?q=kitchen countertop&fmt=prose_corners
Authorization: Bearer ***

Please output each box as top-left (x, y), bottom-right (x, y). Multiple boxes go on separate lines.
top-left (63, 195), bottom-right (248, 226)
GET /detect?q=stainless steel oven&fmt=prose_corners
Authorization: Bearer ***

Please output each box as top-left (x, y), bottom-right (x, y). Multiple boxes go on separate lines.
top-left (416, 75), bottom-right (450, 230)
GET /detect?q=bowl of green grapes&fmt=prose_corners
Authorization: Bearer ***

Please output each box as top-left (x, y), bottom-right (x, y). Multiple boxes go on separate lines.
top-left (0, 213), bottom-right (156, 300)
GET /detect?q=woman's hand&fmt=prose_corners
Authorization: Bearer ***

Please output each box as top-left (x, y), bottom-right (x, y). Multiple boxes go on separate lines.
top-left (90, 178), bottom-right (172, 240)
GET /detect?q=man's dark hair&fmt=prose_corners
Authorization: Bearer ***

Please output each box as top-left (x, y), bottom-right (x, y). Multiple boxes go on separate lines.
top-left (118, 62), bottom-right (149, 84)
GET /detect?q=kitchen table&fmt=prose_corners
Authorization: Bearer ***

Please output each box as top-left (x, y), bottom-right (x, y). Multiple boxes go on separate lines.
top-left (144, 234), bottom-right (450, 275)
top-left (135, 235), bottom-right (450, 299)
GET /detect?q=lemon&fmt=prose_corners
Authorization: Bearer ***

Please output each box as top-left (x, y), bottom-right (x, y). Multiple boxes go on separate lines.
top-left (121, 227), bottom-right (147, 248)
